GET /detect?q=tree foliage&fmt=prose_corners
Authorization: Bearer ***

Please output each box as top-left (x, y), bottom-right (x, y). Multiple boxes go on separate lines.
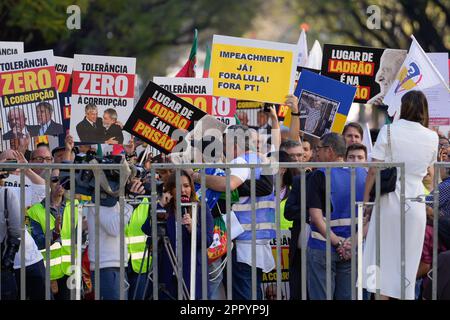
top-left (290, 0), bottom-right (449, 51)
top-left (0, 0), bottom-right (262, 80)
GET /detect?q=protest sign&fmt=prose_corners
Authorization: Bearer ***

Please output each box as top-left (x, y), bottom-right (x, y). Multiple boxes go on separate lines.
top-left (261, 230), bottom-right (290, 300)
top-left (294, 70), bottom-right (357, 138)
top-left (0, 50), bottom-right (63, 141)
top-left (154, 76), bottom-right (237, 126)
top-left (211, 96), bottom-right (236, 126)
top-left (153, 76), bottom-right (213, 113)
top-left (123, 81), bottom-right (207, 154)
top-left (424, 53), bottom-right (450, 126)
top-left (281, 67), bottom-right (321, 127)
top-left (0, 41), bottom-right (23, 57)
top-left (50, 56), bottom-right (74, 147)
top-left (321, 44), bottom-right (406, 104)
top-left (70, 54), bottom-right (136, 144)
top-left (210, 35), bottom-right (298, 104)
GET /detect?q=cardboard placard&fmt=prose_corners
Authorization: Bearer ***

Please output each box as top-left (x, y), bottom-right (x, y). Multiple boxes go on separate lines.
top-left (0, 41), bottom-right (24, 57)
top-left (54, 56), bottom-right (74, 146)
top-left (294, 70), bottom-right (357, 138)
top-left (154, 76), bottom-right (237, 126)
top-left (70, 54), bottom-right (136, 144)
top-left (0, 50), bottom-right (63, 140)
top-left (321, 44), bottom-right (406, 104)
top-left (123, 81), bottom-right (207, 154)
top-left (210, 35), bottom-right (298, 104)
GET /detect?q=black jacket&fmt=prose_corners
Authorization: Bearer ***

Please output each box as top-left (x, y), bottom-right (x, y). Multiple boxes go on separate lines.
top-left (104, 124), bottom-right (124, 144)
top-left (39, 120), bottom-right (64, 136)
top-left (284, 174), bottom-right (311, 258)
top-left (76, 117), bottom-right (105, 143)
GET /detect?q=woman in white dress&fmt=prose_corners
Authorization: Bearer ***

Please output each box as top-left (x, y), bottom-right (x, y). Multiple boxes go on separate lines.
top-left (362, 91), bottom-right (438, 299)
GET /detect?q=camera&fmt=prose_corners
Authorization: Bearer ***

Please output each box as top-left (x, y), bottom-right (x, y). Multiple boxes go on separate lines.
top-left (263, 103), bottom-right (273, 112)
top-left (59, 151), bottom-right (132, 207)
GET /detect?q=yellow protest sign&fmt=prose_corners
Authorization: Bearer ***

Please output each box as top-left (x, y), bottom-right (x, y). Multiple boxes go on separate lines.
top-left (210, 35), bottom-right (298, 104)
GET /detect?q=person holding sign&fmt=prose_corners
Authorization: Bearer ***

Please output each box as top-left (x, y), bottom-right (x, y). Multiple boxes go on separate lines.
top-left (76, 104), bottom-right (105, 143)
top-left (35, 102), bottom-right (63, 136)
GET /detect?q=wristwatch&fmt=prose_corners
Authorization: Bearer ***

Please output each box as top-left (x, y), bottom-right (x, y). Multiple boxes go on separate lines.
top-left (291, 112), bottom-right (300, 116)
top-left (335, 240), bottom-right (344, 248)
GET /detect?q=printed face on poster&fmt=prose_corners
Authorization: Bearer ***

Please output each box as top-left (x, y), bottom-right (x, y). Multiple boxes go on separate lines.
top-left (0, 50), bottom-right (63, 142)
top-left (70, 54), bottom-right (136, 144)
top-left (321, 44), bottom-right (407, 104)
top-left (294, 70), bottom-right (357, 138)
top-left (123, 81), bottom-right (208, 154)
top-left (210, 35), bottom-right (298, 104)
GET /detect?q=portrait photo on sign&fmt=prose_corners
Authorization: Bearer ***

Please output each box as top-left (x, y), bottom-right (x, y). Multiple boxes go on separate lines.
top-left (298, 90), bottom-right (339, 138)
top-left (1, 101), bottom-right (63, 140)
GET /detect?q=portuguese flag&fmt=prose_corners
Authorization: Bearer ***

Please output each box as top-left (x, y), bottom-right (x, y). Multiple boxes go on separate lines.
top-left (202, 44), bottom-right (211, 78)
top-left (176, 29), bottom-right (198, 77)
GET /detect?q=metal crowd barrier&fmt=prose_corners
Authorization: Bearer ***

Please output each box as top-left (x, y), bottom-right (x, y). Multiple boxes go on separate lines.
top-left (0, 161), bottom-right (446, 300)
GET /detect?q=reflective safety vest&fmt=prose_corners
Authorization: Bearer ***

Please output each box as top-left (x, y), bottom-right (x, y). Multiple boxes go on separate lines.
top-left (232, 153), bottom-right (276, 241)
top-left (308, 167), bottom-right (366, 251)
top-left (125, 198), bottom-right (150, 273)
top-left (280, 197), bottom-right (293, 231)
top-left (27, 200), bottom-right (79, 280)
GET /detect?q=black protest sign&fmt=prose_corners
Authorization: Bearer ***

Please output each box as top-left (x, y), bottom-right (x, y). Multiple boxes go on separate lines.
top-left (321, 44), bottom-right (406, 104)
top-left (123, 81), bottom-right (207, 154)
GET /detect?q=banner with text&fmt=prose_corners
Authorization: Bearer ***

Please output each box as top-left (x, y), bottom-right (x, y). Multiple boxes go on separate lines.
top-left (0, 41), bottom-right (24, 57)
top-left (210, 35), bottom-right (298, 104)
top-left (70, 54), bottom-right (136, 144)
top-left (123, 81), bottom-right (207, 154)
top-left (321, 44), bottom-right (406, 104)
top-left (154, 76), bottom-right (237, 126)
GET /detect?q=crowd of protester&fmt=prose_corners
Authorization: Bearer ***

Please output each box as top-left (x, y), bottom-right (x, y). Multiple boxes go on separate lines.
top-left (1, 90), bottom-right (450, 300)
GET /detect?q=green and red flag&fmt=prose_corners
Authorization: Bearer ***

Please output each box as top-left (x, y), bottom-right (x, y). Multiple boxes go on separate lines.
top-left (202, 44), bottom-right (211, 78)
top-left (176, 29), bottom-right (198, 78)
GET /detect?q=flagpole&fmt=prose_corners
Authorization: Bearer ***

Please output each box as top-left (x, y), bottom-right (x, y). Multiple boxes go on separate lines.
top-left (410, 35), bottom-right (450, 91)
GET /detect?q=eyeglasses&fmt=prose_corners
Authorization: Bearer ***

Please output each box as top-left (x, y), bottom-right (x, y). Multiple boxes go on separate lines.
top-left (31, 156), bottom-right (53, 162)
top-left (315, 145), bottom-right (330, 151)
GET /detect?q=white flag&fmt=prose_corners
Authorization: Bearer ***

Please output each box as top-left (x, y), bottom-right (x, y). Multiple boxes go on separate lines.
top-left (384, 35), bottom-right (450, 117)
top-left (297, 29), bottom-right (308, 67)
top-left (305, 40), bottom-right (322, 70)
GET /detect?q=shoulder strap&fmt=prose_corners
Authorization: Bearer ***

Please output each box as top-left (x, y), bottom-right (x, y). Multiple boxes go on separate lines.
top-left (387, 125), bottom-right (393, 161)
top-left (4, 188), bottom-right (8, 222)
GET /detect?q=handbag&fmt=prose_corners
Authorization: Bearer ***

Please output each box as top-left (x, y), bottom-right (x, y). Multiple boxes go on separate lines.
top-left (370, 124), bottom-right (397, 197)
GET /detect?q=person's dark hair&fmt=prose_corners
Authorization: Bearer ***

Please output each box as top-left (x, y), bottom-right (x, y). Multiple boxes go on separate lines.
top-left (164, 170), bottom-right (197, 213)
top-left (278, 150), bottom-right (297, 189)
top-left (399, 90), bottom-right (429, 127)
top-left (280, 140), bottom-right (302, 152)
top-left (151, 153), bottom-right (171, 164)
top-left (36, 101), bottom-right (53, 113)
top-left (320, 132), bottom-right (346, 158)
top-left (343, 122), bottom-right (363, 139)
top-left (36, 142), bottom-right (50, 150)
top-left (345, 143), bottom-right (367, 159)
